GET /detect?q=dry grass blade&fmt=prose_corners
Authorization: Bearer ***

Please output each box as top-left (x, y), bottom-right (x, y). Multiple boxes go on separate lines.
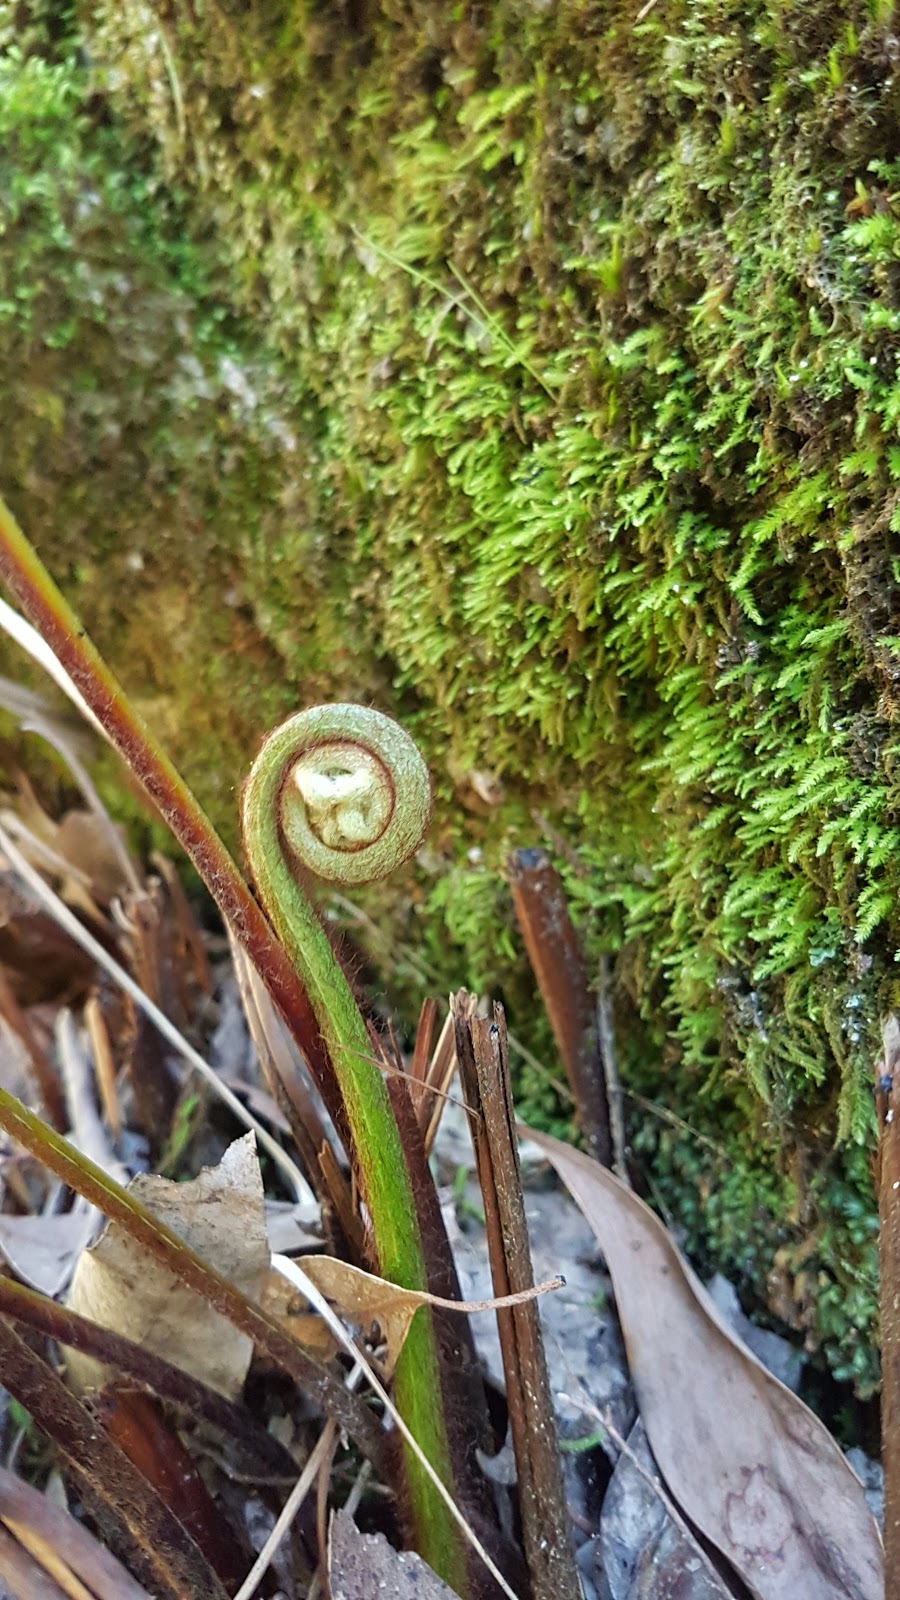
top-left (0, 1318), bottom-right (230, 1600)
top-left (233, 1363), bottom-right (366, 1600)
top-left (528, 1125), bottom-right (883, 1600)
top-left (451, 993), bottom-right (581, 1600)
top-left (0, 598), bottom-right (102, 736)
top-left (233, 1420), bottom-right (340, 1600)
top-left (0, 1460), bottom-right (152, 1600)
top-left (0, 1520), bottom-right (73, 1600)
top-left (0, 513), bottom-right (336, 1120)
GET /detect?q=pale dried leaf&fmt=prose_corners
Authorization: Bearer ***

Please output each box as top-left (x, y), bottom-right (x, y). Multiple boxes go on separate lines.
top-left (329, 1508), bottom-right (463, 1600)
top-left (264, 1198), bottom-right (320, 1255)
top-left (302, 1253), bottom-right (562, 1371)
top-left (52, 813), bottom-right (130, 908)
top-left (526, 1127), bottom-right (882, 1600)
top-left (67, 1133), bottom-right (269, 1398)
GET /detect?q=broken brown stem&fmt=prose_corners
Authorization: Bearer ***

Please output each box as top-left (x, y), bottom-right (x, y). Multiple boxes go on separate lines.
top-left (509, 849), bottom-right (612, 1167)
top-left (452, 992), bottom-right (581, 1600)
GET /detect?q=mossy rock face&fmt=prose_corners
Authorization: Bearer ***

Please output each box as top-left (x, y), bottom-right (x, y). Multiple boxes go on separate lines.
top-left (3, 0), bottom-right (899, 1389)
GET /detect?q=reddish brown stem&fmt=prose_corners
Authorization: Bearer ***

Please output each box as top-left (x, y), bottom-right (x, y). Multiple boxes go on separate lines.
top-left (96, 1388), bottom-right (252, 1593)
top-left (0, 1318), bottom-right (229, 1600)
top-left (0, 497), bottom-right (339, 1123)
top-left (878, 1015), bottom-right (900, 1597)
top-left (0, 1274), bottom-right (296, 1482)
top-left (509, 848), bottom-right (612, 1167)
top-left (0, 1087), bottom-right (388, 1470)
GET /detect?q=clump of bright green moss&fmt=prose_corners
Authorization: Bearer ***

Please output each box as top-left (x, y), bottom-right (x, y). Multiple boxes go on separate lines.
top-left (3, 0), bottom-right (899, 1389)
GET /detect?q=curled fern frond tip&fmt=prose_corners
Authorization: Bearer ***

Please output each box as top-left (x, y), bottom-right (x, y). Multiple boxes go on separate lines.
top-left (243, 703), bottom-right (431, 887)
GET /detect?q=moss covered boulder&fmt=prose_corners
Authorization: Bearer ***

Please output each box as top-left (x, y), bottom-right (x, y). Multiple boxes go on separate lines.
top-left (3, 0), bottom-right (900, 1388)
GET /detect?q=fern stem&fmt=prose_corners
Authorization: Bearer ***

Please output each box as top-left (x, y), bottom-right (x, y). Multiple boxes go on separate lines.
top-left (241, 706), bottom-right (466, 1590)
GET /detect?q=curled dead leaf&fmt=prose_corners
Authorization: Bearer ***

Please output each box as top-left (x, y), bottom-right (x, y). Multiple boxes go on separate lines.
top-left (302, 1254), bottom-right (563, 1372)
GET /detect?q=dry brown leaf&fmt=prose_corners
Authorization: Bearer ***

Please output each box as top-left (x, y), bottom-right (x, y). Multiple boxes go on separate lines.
top-left (67, 1133), bottom-right (269, 1399)
top-left (329, 1507), bottom-right (463, 1600)
top-left (302, 1253), bottom-right (562, 1372)
top-left (526, 1126), bottom-right (882, 1600)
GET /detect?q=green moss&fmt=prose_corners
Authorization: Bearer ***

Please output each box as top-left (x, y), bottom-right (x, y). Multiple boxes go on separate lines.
top-left (3, 0), bottom-right (899, 1388)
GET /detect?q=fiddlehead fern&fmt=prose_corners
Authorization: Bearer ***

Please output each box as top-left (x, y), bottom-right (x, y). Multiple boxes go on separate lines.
top-left (241, 706), bottom-right (431, 1277)
top-left (241, 706), bottom-right (465, 1591)
top-left (273, 704), bottom-right (431, 884)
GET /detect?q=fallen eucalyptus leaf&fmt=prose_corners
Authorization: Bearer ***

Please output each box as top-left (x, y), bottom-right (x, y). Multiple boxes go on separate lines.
top-left (525, 1126), bottom-right (882, 1600)
top-left (67, 1133), bottom-right (269, 1398)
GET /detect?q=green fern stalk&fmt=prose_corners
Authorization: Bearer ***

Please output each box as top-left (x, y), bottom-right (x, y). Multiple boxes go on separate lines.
top-left (241, 705), bottom-right (465, 1589)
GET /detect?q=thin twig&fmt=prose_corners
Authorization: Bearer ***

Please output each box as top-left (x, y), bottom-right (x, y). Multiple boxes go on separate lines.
top-left (0, 511), bottom-right (336, 1123)
top-left (233, 1425), bottom-right (334, 1600)
top-left (596, 957), bottom-right (629, 1184)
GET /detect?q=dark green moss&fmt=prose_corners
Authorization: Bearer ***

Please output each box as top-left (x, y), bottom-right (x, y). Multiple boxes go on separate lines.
top-left (3, 0), bottom-right (899, 1389)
